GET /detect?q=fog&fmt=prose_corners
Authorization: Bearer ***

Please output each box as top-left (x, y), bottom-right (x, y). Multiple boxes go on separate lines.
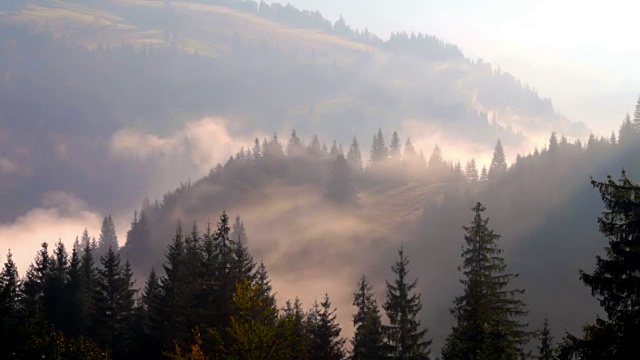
top-left (1, 0), bottom-right (637, 357)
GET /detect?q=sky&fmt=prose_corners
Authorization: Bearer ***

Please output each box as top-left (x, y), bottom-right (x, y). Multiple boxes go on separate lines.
top-left (283, 0), bottom-right (640, 135)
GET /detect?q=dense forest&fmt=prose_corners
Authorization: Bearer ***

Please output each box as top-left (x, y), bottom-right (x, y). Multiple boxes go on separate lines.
top-left (2, 96), bottom-right (640, 358)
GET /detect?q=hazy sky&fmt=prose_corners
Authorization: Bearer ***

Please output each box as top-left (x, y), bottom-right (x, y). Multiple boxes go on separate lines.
top-left (284, 0), bottom-right (640, 135)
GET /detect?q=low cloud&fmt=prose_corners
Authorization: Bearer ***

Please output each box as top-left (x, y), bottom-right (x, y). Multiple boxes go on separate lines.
top-left (111, 117), bottom-right (260, 174)
top-left (0, 192), bottom-right (102, 275)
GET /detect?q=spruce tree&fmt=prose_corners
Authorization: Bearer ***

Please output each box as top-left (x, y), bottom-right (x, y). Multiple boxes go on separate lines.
top-left (347, 137), bottom-right (363, 172)
top-left (97, 215), bottom-right (118, 258)
top-left (537, 318), bottom-right (555, 360)
top-left (488, 139), bottom-right (507, 180)
top-left (93, 247), bottom-right (136, 356)
top-left (43, 240), bottom-right (69, 332)
top-left (389, 131), bottom-right (402, 162)
top-left (231, 215), bottom-right (256, 282)
top-left (383, 247), bottom-right (431, 360)
top-left (307, 293), bottom-right (346, 360)
top-left (65, 247), bottom-right (84, 337)
top-left (351, 275), bottom-right (385, 360)
top-left (21, 242), bottom-right (52, 334)
top-left (0, 250), bottom-right (20, 353)
top-left (370, 129), bottom-right (388, 166)
top-left (441, 202), bottom-right (529, 360)
top-left (560, 171), bottom-right (640, 358)
top-left (282, 297), bottom-right (310, 359)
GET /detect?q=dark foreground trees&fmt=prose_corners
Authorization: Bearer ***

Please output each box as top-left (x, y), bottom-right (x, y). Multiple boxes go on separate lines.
top-left (383, 247), bottom-right (432, 359)
top-left (559, 171), bottom-right (640, 359)
top-left (442, 202), bottom-right (530, 360)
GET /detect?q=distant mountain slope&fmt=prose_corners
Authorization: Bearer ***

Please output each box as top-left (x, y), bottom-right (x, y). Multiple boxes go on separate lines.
top-left (0, 0), bottom-right (590, 224)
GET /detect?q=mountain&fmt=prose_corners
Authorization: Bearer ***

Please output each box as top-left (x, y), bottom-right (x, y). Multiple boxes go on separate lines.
top-left (0, 0), bottom-right (590, 222)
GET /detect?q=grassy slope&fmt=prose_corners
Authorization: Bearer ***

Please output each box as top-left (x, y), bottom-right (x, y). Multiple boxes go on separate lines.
top-left (1, 0), bottom-right (371, 56)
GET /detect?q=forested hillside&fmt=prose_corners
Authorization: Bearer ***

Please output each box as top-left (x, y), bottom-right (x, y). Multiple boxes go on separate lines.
top-left (0, 0), bottom-right (587, 223)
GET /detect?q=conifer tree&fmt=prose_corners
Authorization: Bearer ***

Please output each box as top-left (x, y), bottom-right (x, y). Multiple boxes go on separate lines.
top-left (282, 297), bottom-right (310, 359)
top-left (351, 275), bottom-right (385, 360)
top-left (307, 293), bottom-right (346, 360)
top-left (0, 250), bottom-right (20, 352)
top-left (488, 139), bottom-right (507, 180)
top-left (537, 318), bottom-right (555, 360)
top-left (618, 113), bottom-right (635, 147)
top-left (389, 131), bottom-right (402, 162)
top-left (139, 268), bottom-right (164, 358)
top-left (65, 247), bottom-right (84, 337)
top-left (465, 159), bottom-right (479, 183)
top-left (231, 215), bottom-right (255, 282)
top-left (287, 129), bottom-right (304, 157)
top-left (44, 240), bottom-right (69, 331)
top-left (560, 171), bottom-right (640, 358)
top-left (78, 240), bottom-right (98, 337)
top-left (383, 247), bottom-right (431, 359)
top-left (97, 215), bottom-right (118, 258)
top-left (93, 247), bottom-right (136, 356)
top-left (370, 129), bottom-right (388, 166)
top-left (347, 137), bottom-right (363, 172)
top-left (441, 203), bottom-right (529, 360)
top-left (21, 242), bottom-right (52, 334)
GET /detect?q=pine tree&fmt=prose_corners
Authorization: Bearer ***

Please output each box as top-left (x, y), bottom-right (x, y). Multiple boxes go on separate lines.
top-left (231, 215), bottom-right (256, 282)
top-left (465, 159), bottom-right (479, 183)
top-left (93, 247), bottom-right (136, 356)
top-left (441, 203), bottom-right (529, 360)
top-left (634, 95), bottom-right (640, 127)
top-left (488, 139), bottom-right (507, 180)
top-left (21, 242), bottom-right (52, 334)
top-left (65, 247), bottom-right (84, 337)
top-left (351, 275), bottom-right (385, 360)
top-left (282, 297), bottom-right (310, 359)
top-left (287, 129), bottom-right (304, 157)
top-left (43, 240), bottom-right (69, 332)
top-left (97, 215), bottom-right (118, 258)
top-left (370, 129), bottom-right (388, 166)
top-left (537, 318), bottom-right (555, 360)
top-left (0, 250), bottom-right (20, 353)
top-left (347, 137), bottom-right (363, 172)
top-left (618, 113), bottom-right (635, 146)
top-left (308, 293), bottom-right (346, 360)
top-left (383, 247), bottom-right (431, 360)
top-left (139, 268), bottom-right (164, 358)
top-left (560, 171), bottom-right (640, 358)
top-left (78, 240), bottom-right (98, 337)
top-left (389, 131), bottom-right (402, 162)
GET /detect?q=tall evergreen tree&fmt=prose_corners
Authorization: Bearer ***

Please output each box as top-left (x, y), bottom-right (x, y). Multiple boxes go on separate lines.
top-left (351, 275), bottom-right (385, 360)
top-left (537, 318), bottom-right (555, 360)
top-left (21, 242), bottom-right (52, 334)
top-left (560, 171), bottom-right (640, 359)
top-left (488, 139), bottom-right (507, 180)
top-left (619, 113), bottom-right (636, 146)
top-left (0, 250), bottom-right (20, 353)
top-left (43, 240), bottom-right (69, 331)
top-left (97, 215), bottom-right (118, 258)
top-left (441, 203), bottom-right (529, 360)
top-left (389, 131), bottom-right (402, 162)
top-left (383, 247), bottom-right (431, 360)
top-left (287, 129), bottom-right (305, 157)
top-left (347, 137), bottom-right (363, 172)
top-left (78, 240), bottom-right (98, 337)
top-left (465, 159), bottom-right (479, 183)
top-left (370, 129), bottom-right (388, 166)
top-left (93, 247), bottom-right (136, 357)
top-left (231, 215), bottom-right (256, 282)
top-left (282, 297), bottom-right (310, 360)
top-left (307, 293), bottom-right (346, 360)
